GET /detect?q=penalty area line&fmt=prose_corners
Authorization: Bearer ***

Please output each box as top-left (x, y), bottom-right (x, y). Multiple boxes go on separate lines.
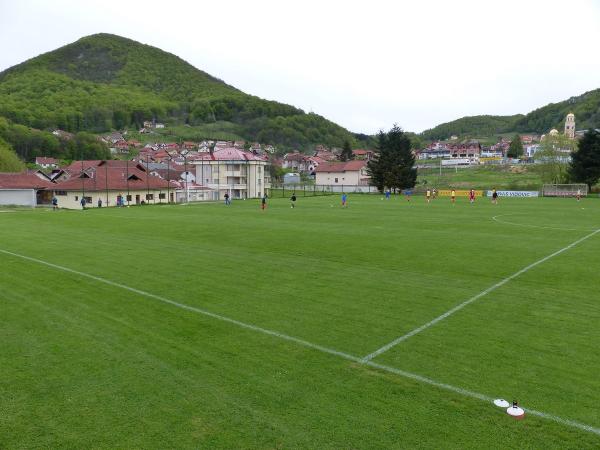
top-left (362, 228), bottom-right (600, 362)
top-left (492, 214), bottom-right (597, 232)
top-left (1, 247), bottom-right (600, 437)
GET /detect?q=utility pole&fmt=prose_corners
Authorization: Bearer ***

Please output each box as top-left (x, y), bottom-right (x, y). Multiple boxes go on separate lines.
top-left (126, 159), bottom-right (130, 205)
top-left (183, 151), bottom-right (189, 203)
top-left (105, 160), bottom-right (109, 207)
top-left (81, 156), bottom-right (85, 208)
top-left (167, 154), bottom-right (171, 204)
top-left (146, 153), bottom-right (150, 204)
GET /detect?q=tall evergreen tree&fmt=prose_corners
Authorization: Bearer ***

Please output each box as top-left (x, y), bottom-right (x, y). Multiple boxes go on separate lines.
top-left (367, 125), bottom-right (416, 192)
top-left (507, 134), bottom-right (524, 158)
top-left (570, 129), bottom-right (600, 188)
top-left (340, 140), bottom-right (353, 161)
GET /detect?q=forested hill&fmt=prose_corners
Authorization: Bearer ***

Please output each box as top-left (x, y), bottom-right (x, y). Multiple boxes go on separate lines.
top-left (420, 115), bottom-right (523, 141)
top-left (421, 89), bottom-right (600, 140)
top-left (0, 33), bottom-right (360, 150)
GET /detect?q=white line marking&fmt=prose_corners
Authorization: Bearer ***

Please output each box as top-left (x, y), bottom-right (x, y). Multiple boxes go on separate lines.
top-left (492, 214), bottom-right (596, 232)
top-left (365, 361), bottom-right (600, 436)
top-left (0, 249), bottom-right (357, 364)
top-left (1, 247), bottom-right (600, 437)
top-left (362, 228), bottom-right (600, 362)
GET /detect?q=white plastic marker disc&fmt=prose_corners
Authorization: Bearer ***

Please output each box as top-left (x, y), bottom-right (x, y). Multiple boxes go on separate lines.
top-left (506, 406), bottom-right (525, 418)
top-left (493, 399), bottom-right (510, 408)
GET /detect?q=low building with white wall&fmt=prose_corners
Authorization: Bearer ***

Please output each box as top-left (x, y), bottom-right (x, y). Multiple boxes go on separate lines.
top-left (0, 171), bottom-right (55, 207)
top-left (53, 160), bottom-right (174, 208)
top-left (314, 160), bottom-right (369, 186)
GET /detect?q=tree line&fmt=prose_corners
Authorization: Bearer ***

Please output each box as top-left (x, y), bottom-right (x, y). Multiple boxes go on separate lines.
top-left (0, 117), bottom-right (110, 164)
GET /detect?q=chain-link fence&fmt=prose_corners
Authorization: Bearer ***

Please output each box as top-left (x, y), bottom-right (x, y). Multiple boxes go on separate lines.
top-left (269, 184), bottom-right (380, 197)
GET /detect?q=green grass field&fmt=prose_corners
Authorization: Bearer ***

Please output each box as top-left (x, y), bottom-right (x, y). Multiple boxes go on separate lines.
top-left (417, 164), bottom-right (544, 190)
top-left (1, 195), bottom-right (600, 448)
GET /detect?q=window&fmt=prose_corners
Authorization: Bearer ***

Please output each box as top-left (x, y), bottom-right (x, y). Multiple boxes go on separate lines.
top-left (158, 193), bottom-right (166, 200)
top-left (126, 195), bottom-right (132, 202)
top-left (75, 196), bottom-right (78, 201)
top-left (84, 196), bottom-right (92, 203)
top-left (258, 179), bottom-right (261, 185)
top-left (146, 193), bottom-right (154, 200)
top-left (334, 177), bottom-right (338, 183)
top-left (55, 191), bottom-right (67, 196)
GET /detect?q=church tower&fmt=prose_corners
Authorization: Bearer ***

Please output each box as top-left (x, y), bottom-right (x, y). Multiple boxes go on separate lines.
top-left (565, 113), bottom-right (575, 139)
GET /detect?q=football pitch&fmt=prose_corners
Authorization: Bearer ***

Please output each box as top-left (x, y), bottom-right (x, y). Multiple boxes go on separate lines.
top-left (1, 195), bottom-right (600, 448)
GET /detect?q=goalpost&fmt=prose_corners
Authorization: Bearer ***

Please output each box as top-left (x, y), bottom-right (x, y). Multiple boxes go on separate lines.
top-left (542, 184), bottom-right (588, 197)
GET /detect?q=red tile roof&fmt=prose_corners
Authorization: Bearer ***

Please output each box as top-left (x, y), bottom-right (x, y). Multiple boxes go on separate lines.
top-left (152, 168), bottom-right (186, 181)
top-left (192, 148), bottom-right (267, 162)
top-left (0, 171), bottom-right (55, 189)
top-left (284, 152), bottom-right (305, 162)
top-left (55, 165), bottom-right (171, 191)
top-left (314, 160), bottom-right (367, 172)
top-left (35, 157), bottom-right (59, 165)
top-left (314, 150), bottom-right (338, 161)
top-left (62, 160), bottom-right (146, 173)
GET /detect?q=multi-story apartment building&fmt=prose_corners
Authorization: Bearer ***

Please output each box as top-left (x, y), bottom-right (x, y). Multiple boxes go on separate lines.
top-left (191, 148), bottom-right (270, 200)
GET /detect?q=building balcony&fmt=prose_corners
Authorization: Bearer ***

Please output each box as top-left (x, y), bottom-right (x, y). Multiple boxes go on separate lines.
top-left (225, 170), bottom-right (245, 177)
top-left (207, 183), bottom-right (248, 190)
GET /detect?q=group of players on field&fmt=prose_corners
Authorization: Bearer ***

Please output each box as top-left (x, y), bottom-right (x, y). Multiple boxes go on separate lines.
top-left (423, 188), bottom-right (498, 205)
top-left (248, 186), bottom-right (584, 209)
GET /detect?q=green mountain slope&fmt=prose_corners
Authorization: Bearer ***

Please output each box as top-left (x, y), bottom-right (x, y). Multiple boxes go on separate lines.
top-left (421, 115), bottom-right (523, 140)
top-left (0, 137), bottom-right (25, 172)
top-left (512, 89), bottom-right (600, 133)
top-left (0, 33), bottom-right (359, 150)
top-left (421, 89), bottom-right (600, 140)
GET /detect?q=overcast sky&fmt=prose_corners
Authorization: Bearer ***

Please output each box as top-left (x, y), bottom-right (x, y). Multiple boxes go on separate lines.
top-left (1, 0), bottom-right (599, 134)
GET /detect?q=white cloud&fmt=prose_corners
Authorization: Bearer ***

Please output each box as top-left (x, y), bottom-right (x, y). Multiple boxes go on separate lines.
top-left (1, 0), bottom-right (599, 133)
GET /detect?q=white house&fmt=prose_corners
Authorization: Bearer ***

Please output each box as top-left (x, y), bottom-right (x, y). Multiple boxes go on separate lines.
top-left (314, 160), bottom-right (369, 185)
top-left (35, 157), bottom-right (59, 169)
